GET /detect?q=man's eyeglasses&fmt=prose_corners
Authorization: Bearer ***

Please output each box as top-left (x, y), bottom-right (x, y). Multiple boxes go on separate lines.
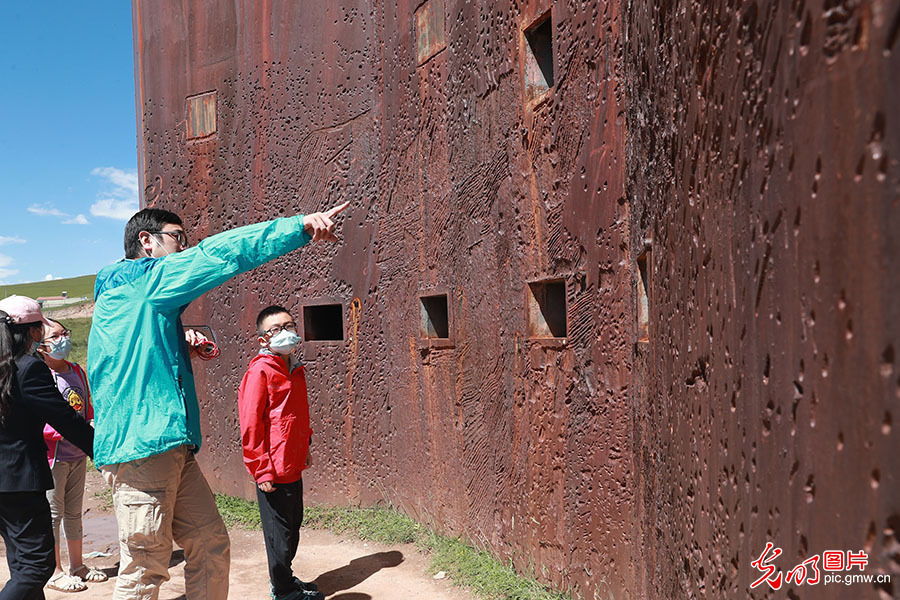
top-left (263, 322), bottom-right (297, 337)
top-left (42, 330), bottom-right (71, 343)
top-left (151, 230), bottom-right (189, 247)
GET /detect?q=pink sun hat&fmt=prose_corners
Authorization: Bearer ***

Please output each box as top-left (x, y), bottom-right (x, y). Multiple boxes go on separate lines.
top-left (0, 295), bottom-right (52, 326)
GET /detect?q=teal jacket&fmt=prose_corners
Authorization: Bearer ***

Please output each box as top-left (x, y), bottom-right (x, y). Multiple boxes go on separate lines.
top-left (87, 216), bottom-right (311, 467)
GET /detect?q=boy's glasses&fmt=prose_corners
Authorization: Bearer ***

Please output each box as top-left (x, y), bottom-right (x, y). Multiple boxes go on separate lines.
top-left (42, 330), bottom-right (71, 343)
top-left (151, 230), bottom-right (189, 247)
top-left (263, 322), bottom-right (297, 337)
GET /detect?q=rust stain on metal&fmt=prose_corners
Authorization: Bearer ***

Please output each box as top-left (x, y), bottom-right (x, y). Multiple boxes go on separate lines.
top-left (186, 90), bottom-right (217, 140)
top-left (415, 0), bottom-right (445, 65)
top-left (132, 0), bottom-right (899, 598)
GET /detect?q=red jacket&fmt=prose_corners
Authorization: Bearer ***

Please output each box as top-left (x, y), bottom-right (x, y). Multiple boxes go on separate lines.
top-left (238, 353), bottom-right (312, 484)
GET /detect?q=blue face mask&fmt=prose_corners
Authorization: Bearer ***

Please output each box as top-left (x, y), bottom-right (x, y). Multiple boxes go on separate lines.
top-left (46, 337), bottom-right (72, 360)
top-left (268, 329), bottom-right (301, 354)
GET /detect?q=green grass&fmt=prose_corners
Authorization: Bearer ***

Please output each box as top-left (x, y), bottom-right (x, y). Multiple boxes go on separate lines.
top-left (215, 495), bottom-right (570, 600)
top-left (425, 533), bottom-right (569, 600)
top-left (0, 274), bottom-right (96, 300)
top-left (303, 504), bottom-right (423, 545)
top-left (59, 316), bottom-right (92, 367)
top-left (93, 485), bottom-right (113, 510)
top-left (214, 494), bottom-right (263, 529)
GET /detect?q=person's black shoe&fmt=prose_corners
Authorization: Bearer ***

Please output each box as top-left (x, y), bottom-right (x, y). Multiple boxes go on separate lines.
top-left (272, 590), bottom-right (303, 600)
top-left (273, 589), bottom-right (323, 600)
top-left (291, 576), bottom-right (318, 593)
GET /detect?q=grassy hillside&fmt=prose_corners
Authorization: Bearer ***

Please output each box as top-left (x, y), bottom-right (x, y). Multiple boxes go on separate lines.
top-left (0, 274), bottom-right (96, 300)
top-left (59, 316), bottom-right (92, 367)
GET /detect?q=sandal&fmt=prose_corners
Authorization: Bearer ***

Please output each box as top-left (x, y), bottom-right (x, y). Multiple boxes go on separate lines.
top-left (71, 564), bottom-right (108, 583)
top-left (46, 572), bottom-right (87, 592)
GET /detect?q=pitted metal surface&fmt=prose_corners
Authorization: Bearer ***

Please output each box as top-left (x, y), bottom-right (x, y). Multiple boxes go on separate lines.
top-left (626, 0), bottom-right (899, 598)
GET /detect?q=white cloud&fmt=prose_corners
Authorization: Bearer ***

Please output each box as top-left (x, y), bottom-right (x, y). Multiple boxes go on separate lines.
top-left (90, 167), bottom-right (139, 221)
top-left (63, 214), bottom-right (90, 225)
top-left (90, 197), bottom-right (138, 220)
top-left (0, 236), bottom-right (25, 245)
top-left (44, 273), bottom-right (54, 281)
top-left (28, 204), bottom-right (68, 218)
top-left (92, 167), bottom-right (139, 192)
top-left (0, 253), bottom-right (18, 281)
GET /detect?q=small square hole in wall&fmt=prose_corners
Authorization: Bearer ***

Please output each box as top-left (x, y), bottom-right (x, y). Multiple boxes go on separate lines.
top-left (523, 13), bottom-right (554, 102)
top-left (527, 279), bottom-right (567, 338)
top-left (420, 294), bottom-right (449, 339)
top-left (637, 249), bottom-right (651, 343)
top-left (186, 90), bottom-right (216, 140)
top-left (303, 303), bottom-right (344, 341)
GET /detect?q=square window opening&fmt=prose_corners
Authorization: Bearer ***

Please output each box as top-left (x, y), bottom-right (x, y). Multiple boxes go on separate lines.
top-left (524, 13), bottom-right (554, 101)
top-left (527, 279), bottom-right (567, 338)
top-left (303, 303), bottom-right (344, 341)
top-left (420, 294), bottom-right (450, 339)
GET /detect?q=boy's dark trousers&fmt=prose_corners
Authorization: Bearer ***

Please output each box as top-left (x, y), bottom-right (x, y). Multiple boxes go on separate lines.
top-left (0, 491), bottom-right (55, 600)
top-left (257, 479), bottom-right (305, 597)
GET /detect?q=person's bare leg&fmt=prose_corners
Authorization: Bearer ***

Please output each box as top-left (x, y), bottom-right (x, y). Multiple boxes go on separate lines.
top-left (66, 537), bottom-right (83, 573)
top-left (53, 541), bottom-right (63, 576)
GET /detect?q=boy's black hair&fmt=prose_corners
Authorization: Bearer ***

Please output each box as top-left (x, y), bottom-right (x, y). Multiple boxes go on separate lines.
top-left (123, 208), bottom-right (184, 259)
top-left (256, 305), bottom-right (292, 334)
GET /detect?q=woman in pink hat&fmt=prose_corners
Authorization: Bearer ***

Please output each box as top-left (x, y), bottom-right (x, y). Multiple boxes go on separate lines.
top-left (0, 295), bottom-right (94, 599)
top-left (39, 316), bottom-right (108, 592)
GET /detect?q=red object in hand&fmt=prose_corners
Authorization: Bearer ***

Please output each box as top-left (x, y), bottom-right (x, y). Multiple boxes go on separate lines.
top-left (193, 340), bottom-right (220, 360)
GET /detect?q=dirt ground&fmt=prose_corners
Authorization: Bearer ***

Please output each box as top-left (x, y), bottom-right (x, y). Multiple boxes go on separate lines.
top-left (0, 469), bottom-right (475, 600)
top-left (43, 301), bottom-right (94, 319)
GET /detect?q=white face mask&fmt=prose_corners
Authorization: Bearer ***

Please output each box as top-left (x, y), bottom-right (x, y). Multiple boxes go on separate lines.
top-left (268, 329), bottom-right (301, 354)
top-left (46, 337), bottom-right (72, 360)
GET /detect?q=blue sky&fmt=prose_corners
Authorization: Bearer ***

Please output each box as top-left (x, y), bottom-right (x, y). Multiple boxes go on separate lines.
top-left (0, 2), bottom-right (138, 285)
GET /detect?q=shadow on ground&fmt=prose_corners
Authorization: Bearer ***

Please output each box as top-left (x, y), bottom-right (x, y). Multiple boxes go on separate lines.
top-left (313, 550), bottom-right (404, 597)
top-left (100, 565), bottom-right (118, 579)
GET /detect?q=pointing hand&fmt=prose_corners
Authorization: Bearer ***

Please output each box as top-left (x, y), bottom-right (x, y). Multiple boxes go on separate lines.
top-left (303, 201), bottom-right (350, 242)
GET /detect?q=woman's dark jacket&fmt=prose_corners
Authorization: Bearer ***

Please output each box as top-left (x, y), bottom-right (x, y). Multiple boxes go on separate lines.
top-left (0, 354), bottom-right (94, 492)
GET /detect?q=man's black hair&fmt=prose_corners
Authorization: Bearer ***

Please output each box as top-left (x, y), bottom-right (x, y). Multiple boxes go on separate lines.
top-left (256, 305), bottom-right (292, 334)
top-left (123, 208), bottom-right (184, 259)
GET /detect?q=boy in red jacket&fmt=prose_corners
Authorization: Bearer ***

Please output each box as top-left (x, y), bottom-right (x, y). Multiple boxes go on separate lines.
top-left (238, 305), bottom-right (323, 600)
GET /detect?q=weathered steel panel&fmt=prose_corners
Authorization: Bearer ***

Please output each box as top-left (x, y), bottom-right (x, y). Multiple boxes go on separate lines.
top-left (133, 1), bottom-right (631, 596)
top-left (625, 0), bottom-right (900, 598)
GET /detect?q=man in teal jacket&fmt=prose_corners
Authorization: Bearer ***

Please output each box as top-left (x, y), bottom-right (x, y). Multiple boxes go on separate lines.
top-left (88, 203), bottom-right (347, 600)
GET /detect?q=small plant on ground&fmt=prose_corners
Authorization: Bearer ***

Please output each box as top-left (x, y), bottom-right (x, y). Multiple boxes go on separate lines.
top-left (93, 486), bottom-right (113, 510)
top-left (214, 493), bottom-right (262, 529)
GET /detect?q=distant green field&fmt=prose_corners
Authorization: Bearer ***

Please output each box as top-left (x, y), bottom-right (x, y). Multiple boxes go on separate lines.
top-left (62, 317), bottom-right (92, 367)
top-left (0, 274), bottom-right (96, 301)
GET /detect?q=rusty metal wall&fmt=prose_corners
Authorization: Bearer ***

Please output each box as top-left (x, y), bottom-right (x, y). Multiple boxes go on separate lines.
top-left (132, 0), bottom-right (898, 597)
top-left (625, 0), bottom-right (900, 598)
top-left (133, 1), bottom-right (632, 597)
